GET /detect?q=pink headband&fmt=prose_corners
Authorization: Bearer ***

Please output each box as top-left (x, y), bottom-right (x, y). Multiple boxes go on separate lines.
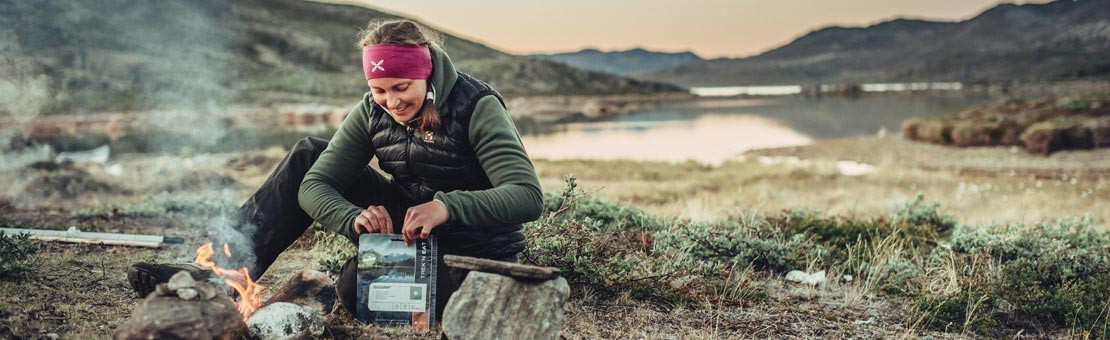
top-left (362, 44), bottom-right (433, 80)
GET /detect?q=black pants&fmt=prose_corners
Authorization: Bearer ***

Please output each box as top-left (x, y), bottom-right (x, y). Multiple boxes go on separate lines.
top-left (227, 137), bottom-right (514, 322)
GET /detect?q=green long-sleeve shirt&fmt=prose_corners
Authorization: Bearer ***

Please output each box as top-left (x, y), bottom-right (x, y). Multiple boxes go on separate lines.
top-left (297, 44), bottom-right (543, 241)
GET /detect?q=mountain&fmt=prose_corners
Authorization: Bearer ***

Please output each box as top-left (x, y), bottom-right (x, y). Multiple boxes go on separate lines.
top-left (637, 0), bottom-right (1110, 87)
top-left (529, 48), bottom-right (703, 76)
top-left (0, 0), bottom-right (682, 115)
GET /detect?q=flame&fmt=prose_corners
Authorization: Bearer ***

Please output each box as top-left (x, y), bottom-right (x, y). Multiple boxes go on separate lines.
top-left (194, 243), bottom-right (265, 321)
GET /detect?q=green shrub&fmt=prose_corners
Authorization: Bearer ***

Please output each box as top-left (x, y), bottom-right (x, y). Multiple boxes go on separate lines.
top-left (526, 178), bottom-right (951, 306)
top-left (892, 193), bottom-right (957, 238)
top-left (0, 231), bottom-right (40, 280)
top-left (662, 218), bottom-right (830, 273)
top-left (525, 177), bottom-right (1110, 337)
top-left (913, 216), bottom-right (1110, 336)
top-left (770, 194), bottom-right (953, 255)
top-left (309, 227), bottom-right (356, 273)
top-left (541, 175), bottom-right (665, 233)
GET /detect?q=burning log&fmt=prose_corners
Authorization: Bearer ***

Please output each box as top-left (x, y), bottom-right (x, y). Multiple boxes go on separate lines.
top-left (258, 269), bottom-right (336, 314)
top-left (194, 242), bottom-right (266, 320)
top-left (441, 256), bottom-right (569, 340)
top-left (118, 245), bottom-right (338, 340)
top-left (114, 272), bottom-right (246, 340)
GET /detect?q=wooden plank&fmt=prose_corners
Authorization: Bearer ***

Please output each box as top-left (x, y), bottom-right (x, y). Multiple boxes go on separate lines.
top-left (0, 227), bottom-right (167, 248)
top-left (443, 255), bottom-right (561, 280)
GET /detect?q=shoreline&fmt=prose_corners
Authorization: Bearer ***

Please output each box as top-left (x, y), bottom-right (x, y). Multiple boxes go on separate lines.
top-left (8, 79), bottom-right (1106, 141)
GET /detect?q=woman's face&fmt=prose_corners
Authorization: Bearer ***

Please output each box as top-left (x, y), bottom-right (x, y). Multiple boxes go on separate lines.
top-left (368, 78), bottom-right (428, 122)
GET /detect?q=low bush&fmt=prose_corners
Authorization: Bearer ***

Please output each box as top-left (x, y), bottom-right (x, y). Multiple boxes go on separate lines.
top-left (911, 216), bottom-right (1110, 337)
top-left (523, 178), bottom-right (1109, 337)
top-left (0, 230), bottom-right (40, 280)
top-left (523, 178), bottom-right (949, 305)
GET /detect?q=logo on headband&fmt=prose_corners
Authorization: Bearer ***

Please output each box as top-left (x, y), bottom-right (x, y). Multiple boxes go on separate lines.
top-left (370, 59), bottom-right (385, 72)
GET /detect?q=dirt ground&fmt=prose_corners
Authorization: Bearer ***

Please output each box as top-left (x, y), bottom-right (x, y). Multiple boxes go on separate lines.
top-left (2, 135), bottom-right (1106, 339)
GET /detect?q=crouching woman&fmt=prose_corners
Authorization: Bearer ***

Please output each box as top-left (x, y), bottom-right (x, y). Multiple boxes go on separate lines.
top-left (301, 20), bottom-right (543, 319)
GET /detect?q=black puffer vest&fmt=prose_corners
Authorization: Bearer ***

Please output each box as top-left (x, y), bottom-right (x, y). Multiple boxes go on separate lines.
top-left (366, 72), bottom-right (525, 259)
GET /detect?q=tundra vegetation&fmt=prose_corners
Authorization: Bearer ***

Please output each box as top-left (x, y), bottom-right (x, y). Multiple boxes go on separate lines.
top-left (902, 97), bottom-right (1110, 155)
top-left (1, 114), bottom-right (1108, 338)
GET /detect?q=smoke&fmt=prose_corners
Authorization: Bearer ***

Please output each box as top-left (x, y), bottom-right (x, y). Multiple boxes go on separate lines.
top-left (0, 29), bottom-right (54, 206)
top-left (122, 1), bottom-right (237, 150)
top-left (203, 208), bottom-right (259, 273)
top-left (108, 2), bottom-right (262, 271)
top-left (3, 1), bottom-right (263, 273)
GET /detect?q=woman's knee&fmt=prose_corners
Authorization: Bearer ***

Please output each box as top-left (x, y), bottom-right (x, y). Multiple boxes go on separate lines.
top-left (293, 137), bottom-right (328, 157)
top-left (282, 137), bottom-right (329, 171)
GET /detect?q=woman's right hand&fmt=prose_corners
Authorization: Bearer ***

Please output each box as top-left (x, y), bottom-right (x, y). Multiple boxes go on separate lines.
top-left (353, 205), bottom-right (393, 234)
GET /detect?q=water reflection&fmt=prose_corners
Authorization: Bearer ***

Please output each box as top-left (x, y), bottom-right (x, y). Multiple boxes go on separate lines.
top-left (522, 114), bottom-right (812, 164)
top-left (520, 94), bottom-right (985, 163)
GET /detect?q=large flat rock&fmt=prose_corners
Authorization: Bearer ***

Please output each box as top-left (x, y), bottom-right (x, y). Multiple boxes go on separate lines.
top-left (442, 271), bottom-right (569, 340)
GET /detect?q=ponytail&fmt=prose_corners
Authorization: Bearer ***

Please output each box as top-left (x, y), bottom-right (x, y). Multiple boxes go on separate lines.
top-left (418, 97), bottom-right (440, 132)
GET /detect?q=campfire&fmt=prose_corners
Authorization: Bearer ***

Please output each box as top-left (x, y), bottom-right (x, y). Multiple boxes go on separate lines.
top-left (193, 242), bottom-right (265, 321)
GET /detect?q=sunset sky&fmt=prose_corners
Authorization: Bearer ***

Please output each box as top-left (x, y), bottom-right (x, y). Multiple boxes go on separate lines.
top-left (329, 0), bottom-right (1051, 58)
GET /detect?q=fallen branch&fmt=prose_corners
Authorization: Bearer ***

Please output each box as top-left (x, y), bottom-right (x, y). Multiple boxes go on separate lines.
top-left (0, 226), bottom-right (184, 248)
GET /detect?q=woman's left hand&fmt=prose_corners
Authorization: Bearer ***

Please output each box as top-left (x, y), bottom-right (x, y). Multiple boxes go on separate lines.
top-left (401, 200), bottom-right (449, 245)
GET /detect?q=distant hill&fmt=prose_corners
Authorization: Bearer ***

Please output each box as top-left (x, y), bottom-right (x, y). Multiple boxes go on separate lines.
top-left (529, 48), bottom-right (703, 76)
top-left (638, 0), bottom-right (1110, 86)
top-left (0, 0), bottom-right (682, 115)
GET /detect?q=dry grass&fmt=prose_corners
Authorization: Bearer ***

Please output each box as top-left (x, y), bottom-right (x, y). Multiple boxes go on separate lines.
top-left (533, 135), bottom-right (1110, 228)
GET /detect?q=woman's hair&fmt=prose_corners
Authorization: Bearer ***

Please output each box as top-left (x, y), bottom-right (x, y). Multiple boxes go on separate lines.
top-left (358, 19), bottom-right (443, 132)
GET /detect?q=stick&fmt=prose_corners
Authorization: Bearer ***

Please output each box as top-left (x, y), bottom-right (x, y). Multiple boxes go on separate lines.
top-left (0, 227), bottom-right (183, 248)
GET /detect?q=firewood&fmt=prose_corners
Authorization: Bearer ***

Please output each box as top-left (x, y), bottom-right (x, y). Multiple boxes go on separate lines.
top-left (442, 255), bottom-right (561, 280)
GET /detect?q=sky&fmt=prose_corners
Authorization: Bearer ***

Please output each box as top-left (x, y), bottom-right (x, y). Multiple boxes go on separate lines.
top-left (332, 0), bottom-right (1052, 58)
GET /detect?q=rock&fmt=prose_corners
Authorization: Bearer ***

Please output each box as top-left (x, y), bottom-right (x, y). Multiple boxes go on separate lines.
top-left (785, 270), bottom-right (826, 286)
top-left (113, 280), bottom-right (246, 340)
top-left (176, 288), bottom-right (198, 300)
top-left (166, 271), bottom-right (197, 291)
top-left (836, 161), bottom-right (874, 176)
top-left (443, 255), bottom-right (561, 280)
top-left (259, 269), bottom-right (335, 314)
top-left (195, 282), bottom-right (219, 300)
top-left (442, 271), bottom-right (569, 340)
top-left (246, 302), bottom-right (324, 340)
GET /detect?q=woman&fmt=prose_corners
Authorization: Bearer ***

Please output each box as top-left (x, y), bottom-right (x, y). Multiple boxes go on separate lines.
top-left (129, 19), bottom-right (543, 321)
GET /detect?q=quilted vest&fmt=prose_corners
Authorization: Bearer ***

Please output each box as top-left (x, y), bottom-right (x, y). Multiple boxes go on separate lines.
top-left (365, 72), bottom-right (525, 258)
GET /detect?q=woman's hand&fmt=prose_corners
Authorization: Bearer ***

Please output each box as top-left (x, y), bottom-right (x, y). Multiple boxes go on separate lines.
top-left (353, 205), bottom-right (393, 235)
top-left (401, 200), bottom-right (448, 245)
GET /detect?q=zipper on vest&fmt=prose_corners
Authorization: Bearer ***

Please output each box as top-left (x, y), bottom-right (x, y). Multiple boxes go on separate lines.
top-left (405, 125), bottom-right (428, 199)
top-left (405, 126), bottom-right (415, 167)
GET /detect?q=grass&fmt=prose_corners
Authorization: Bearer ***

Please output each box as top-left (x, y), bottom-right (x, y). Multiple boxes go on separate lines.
top-left (534, 135), bottom-right (1110, 227)
top-left (525, 177), bottom-right (1110, 338)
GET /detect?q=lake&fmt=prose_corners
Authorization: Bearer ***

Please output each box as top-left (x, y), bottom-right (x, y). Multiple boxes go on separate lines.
top-left (519, 93), bottom-right (986, 164)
